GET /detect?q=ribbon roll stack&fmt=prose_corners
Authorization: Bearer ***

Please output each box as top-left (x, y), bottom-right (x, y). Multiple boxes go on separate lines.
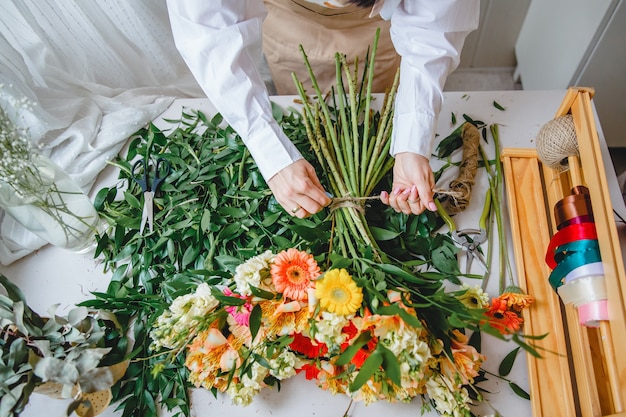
top-left (545, 186), bottom-right (609, 327)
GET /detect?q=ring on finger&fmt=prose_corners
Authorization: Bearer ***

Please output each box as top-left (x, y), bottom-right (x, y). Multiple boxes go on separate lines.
top-left (291, 205), bottom-right (302, 214)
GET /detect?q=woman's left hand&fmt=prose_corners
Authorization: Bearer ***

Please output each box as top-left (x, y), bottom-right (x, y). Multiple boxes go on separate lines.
top-left (380, 152), bottom-right (437, 215)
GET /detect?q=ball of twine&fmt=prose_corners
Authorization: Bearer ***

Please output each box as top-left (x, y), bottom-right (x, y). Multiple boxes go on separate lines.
top-left (536, 114), bottom-right (579, 170)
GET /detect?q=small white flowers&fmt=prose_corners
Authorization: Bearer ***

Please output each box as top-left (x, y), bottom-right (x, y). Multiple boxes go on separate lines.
top-left (233, 250), bottom-right (275, 296)
top-left (313, 312), bottom-right (350, 352)
top-left (0, 95), bottom-right (35, 188)
top-left (426, 375), bottom-right (472, 417)
top-left (150, 283), bottom-right (219, 350)
top-left (169, 282), bottom-right (219, 319)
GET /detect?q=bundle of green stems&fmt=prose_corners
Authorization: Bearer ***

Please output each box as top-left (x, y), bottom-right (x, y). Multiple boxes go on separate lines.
top-left (292, 29), bottom-right (399, 262)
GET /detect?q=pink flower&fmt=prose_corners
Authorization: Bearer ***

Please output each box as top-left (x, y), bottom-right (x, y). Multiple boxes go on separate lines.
top-left (223, 288), bottom-right (252, 326)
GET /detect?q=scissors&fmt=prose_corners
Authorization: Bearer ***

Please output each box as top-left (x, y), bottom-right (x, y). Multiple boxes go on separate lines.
top-left (132, 157), bottom-right (171, 234)
top-left (435, 191), bottom-right (491, 275)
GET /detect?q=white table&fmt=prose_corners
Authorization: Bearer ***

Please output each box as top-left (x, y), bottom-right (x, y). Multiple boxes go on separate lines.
top-left (2, 90), bottom-right (625, 417)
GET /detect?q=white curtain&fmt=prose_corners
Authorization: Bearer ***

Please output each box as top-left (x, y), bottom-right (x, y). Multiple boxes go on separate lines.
top-left (0, 0), bottom-right (204, 264)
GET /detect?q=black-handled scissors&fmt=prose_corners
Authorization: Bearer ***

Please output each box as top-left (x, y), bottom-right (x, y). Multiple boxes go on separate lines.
top-left (131, 157), bottom-right (171, 234)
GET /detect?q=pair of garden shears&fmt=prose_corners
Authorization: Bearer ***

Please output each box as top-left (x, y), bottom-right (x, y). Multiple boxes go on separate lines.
top-left (131, 157), bottom-right (171, 234)
top-left (435, 190), bottom-right (491, 274)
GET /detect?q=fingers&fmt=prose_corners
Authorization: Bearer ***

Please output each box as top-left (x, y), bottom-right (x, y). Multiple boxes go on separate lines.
top-left (383, 185), bottom-right (428, 215)
top-left (380, 152), bottom-right (436, 216)
top-left (268, 160), bottom-right (332, 218)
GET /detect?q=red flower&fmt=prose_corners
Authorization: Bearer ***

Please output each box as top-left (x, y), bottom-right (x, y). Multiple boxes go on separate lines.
top-left (290, 332), bottom-right (328, 358)
top-left (299, 363), bottom-right (322, 380)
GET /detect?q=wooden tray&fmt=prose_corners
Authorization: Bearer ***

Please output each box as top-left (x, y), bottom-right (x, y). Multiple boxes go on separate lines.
top-left (501, 87), bottom-right (626, 417)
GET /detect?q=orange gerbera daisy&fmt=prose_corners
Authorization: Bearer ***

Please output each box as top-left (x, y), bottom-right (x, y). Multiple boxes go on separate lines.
top-left (485, 298), bottom-right (524, 334)
top-left (498, 291), bottom-right (534, 312)
top-left (271, 248), bottom-right (320, 301)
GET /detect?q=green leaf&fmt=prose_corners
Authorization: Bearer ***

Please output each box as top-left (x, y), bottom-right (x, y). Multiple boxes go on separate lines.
top-left (335, 332), bottom-right (372, 366)
top-left (448, 313), bottom-right (467, 329)
top-left (431, 244), bottom-right (460, 275)
top-left (512, 333), bottom-right (543, 358)
top-left (0, 274), bottom-right (28, 304)
top-left (181, 245), bottom-right (201, 268)
top-left (287, 224), bottom-right (328, 242)
top-left (435, 123), bottom-right (464, 158)
top-left (379, 345), bottom-right (402, 387)
top-left (210, 290), bottom-right (246, 306)
top-left (214, 255), bottom-right (243, 273)
top-left (499, 346), bottom-right (520, 377)
top-left (493, 100), bottom-right (506, 111)
top-left (376, 304), bottom-right (421, 328)
top-left (509, 381), bottom-right (530, 400)
top-left (32, 357), bottom-right (79, 386)
top-left (468, 330), bottom-right (482, 353)
top-left (249, 304), bottom-right (262, 341)
top-left (124, 190), bottom-right (142, 210)
top-left (94, 187), bottom-right (112, 210)
top-left (249, 285), bottom-right (275, 300)
top-left (261, 211), bottom-right (282, 227)
top-left (349, 350), bottom-right (382, 392)
top-left (369, 226), bottom-right (401, 241)
top-left (200, 209), bottom-right (211, 232)
top-left (370, 262), bottom-right (429, 285)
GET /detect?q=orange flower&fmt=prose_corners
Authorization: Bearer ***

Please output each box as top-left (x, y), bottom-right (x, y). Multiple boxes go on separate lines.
top-left (485, 298), bottom-right (524, 334)
top-left (449, 329), bottom-right (484, 383)
top-left (498, 291), bottom-right (534, 312)
top-left (271, 249), bottom-right (320, 300)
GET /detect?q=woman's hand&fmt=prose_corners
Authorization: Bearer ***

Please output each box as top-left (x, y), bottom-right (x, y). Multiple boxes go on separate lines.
top-left (380, 152), bottom-right (436, 215)
top-left (267, 159), bottom-right (332, 218)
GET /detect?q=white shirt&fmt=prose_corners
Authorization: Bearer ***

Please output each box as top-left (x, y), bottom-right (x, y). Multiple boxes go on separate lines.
top-left (166, 0), bottom-right (479, 181)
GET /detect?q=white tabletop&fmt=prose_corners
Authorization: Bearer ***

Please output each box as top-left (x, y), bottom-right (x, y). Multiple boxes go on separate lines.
top-left (2, 90), bottom-right (624, 417)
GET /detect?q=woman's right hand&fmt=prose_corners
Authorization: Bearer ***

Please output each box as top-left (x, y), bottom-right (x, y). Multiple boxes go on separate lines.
top-left (267, 159), bottom-right (331, 218)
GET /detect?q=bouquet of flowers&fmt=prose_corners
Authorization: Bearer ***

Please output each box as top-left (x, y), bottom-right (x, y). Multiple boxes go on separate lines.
top-left (150, 247), bottom-right (532, 415)
top-left (150, 249), bottom-right (477, 411)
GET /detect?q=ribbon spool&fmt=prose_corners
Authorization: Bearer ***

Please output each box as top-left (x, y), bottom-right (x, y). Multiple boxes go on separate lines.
top-left (545, 187), bottom-right (608, 327)
top-left (538, 116), bottom-right (609, 327)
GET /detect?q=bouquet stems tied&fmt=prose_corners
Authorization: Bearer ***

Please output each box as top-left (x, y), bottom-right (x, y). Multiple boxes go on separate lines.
top-left (292, 28), bottom-right (398, 263)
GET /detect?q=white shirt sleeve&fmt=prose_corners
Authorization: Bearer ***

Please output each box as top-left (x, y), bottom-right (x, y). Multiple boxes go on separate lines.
top-left (385, 0), bottom-right (480, 158)
top-left (165, 0), bottom-right (303, 181)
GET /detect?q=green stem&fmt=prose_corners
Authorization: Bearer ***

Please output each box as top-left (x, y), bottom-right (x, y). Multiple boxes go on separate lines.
top-left (489, 124), bottom-right (514, 292)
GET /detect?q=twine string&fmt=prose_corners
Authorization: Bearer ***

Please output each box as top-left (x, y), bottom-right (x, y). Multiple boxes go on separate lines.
top-left (536, 114), bottom-right (578, 171)
top-left (329, 188), bottom-right (466, 213)
top-left (441, 122), bottom-right (481, 213)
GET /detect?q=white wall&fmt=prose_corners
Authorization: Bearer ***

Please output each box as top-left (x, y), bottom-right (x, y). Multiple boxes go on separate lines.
top-left (460, 0), bottom-right (531, 68)
top-left (515, 0), bottom-right (626, 148)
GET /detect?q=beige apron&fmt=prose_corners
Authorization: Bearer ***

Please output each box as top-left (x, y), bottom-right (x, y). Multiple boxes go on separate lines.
top-left (262, 0), bottom-right (400, 95)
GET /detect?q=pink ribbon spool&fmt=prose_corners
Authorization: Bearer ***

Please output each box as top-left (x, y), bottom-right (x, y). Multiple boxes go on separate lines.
top-left (577, 300), bottom-right (609, 327)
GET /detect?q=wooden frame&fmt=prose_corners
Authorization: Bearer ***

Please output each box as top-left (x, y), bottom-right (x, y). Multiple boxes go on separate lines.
top-left (501, 88), bottom-right (626, 417)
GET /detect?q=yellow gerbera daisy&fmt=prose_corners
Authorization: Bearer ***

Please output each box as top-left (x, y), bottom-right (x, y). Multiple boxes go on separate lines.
top-left (315, 268), bottom-right (363, 315)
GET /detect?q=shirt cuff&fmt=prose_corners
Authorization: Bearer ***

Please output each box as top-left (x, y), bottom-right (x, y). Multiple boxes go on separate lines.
top-left (245, 115), bottom-right (303, 181)
top-left (389, 111), bottom-right (437, 159)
